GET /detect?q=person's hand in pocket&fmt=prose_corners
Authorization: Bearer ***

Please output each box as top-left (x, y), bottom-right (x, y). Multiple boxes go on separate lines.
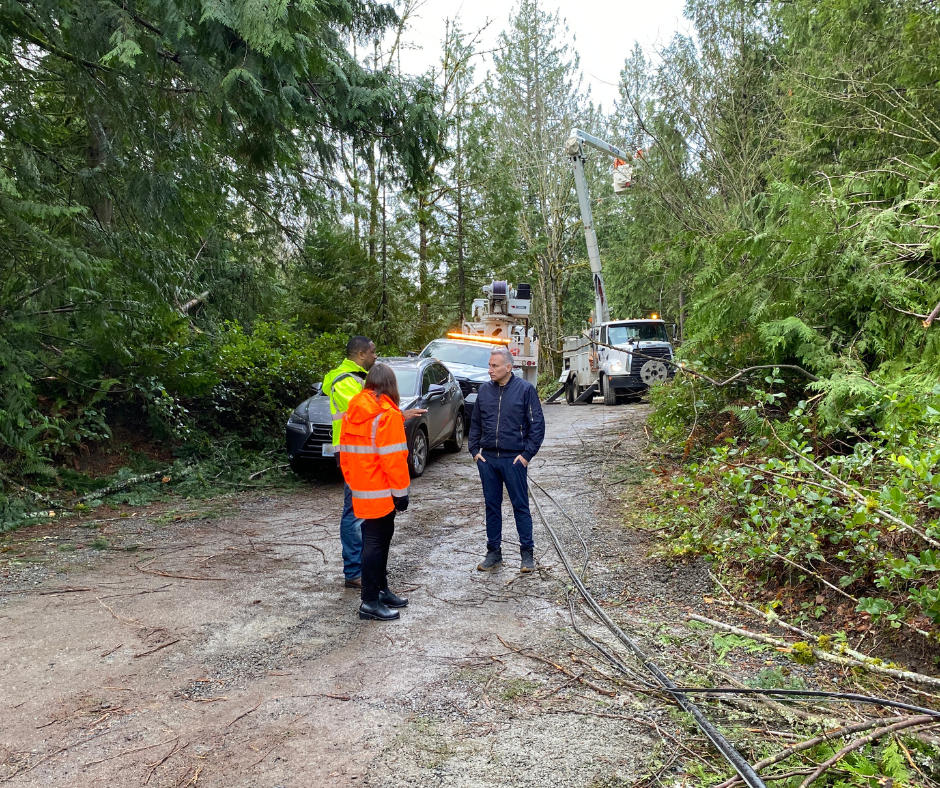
top-left (513, 455), bottom-right (528, 467)
top-left (474, 453), bottom-right (486, 463)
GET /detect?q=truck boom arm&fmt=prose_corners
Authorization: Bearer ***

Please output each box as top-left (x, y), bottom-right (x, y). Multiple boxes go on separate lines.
top-left (566, 128), bottom-right (634, 326)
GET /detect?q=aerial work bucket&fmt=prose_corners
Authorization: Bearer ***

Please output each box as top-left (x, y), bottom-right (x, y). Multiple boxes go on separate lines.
top-left (612, 159), bottom-right (633, 193)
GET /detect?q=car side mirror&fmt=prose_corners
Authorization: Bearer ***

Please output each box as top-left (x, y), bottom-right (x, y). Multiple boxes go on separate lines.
top-left (311, 382), bottom-right (323, 394)
top-left (427, 383), bottom-right (446, 400)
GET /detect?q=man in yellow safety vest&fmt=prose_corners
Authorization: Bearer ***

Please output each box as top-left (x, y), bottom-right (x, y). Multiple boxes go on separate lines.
top-left (323, 336), bottom-right (377, 588)
top-left (323, 336), bottom-right (425, 588)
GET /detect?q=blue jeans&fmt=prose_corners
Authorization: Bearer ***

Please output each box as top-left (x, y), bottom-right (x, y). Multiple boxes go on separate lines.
top-left (341, 483), bottom-right (363, 580)
top-left (477, 455), bottom-right (534, 552)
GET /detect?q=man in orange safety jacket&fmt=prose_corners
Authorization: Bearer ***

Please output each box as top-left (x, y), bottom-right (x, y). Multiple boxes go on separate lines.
top-left (340, 363), bottom-right (413, 621)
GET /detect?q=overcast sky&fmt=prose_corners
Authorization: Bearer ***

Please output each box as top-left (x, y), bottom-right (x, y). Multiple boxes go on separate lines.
top-left (392, 0), bottom-right (691, 111)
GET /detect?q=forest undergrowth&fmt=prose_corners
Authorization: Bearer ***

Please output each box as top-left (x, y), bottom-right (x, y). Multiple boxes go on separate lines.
top-left (645, 365), bottom-right (940, 662)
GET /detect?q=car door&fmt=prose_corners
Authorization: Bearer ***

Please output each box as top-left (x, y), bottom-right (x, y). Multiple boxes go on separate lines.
top-left (421, 365), bottom-right (447, 445)
top-left (433, 363), bottom-right (458, 442)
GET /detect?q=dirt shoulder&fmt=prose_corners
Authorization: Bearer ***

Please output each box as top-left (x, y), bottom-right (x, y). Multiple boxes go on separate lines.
top-left (1, 401), bottom-right (674, 788)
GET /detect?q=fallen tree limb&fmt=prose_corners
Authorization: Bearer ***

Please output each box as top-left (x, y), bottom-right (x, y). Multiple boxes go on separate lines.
top-left (709, 572), bottom-right (875, 664)
top-left (497, 635), bottom-right (617, 697)
top-left (687, 614), bottom-right (940, 690)
top-left (713, 716), bottom-right (909, 788)
top-left (0, 471), bottom-right (59, 506)
top-left (75, 469), bottom-right (169, 504)
top-left (247, 463), bottom-right (287, 480)
top-left (923, 299), bottom-right (940, 328)
top-left (798, 716), bottom-right (936, 787)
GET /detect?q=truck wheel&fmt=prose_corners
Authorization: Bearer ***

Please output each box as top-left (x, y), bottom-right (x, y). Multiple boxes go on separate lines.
top-left (565, 376), bottom-right (577, 405)
top-left (602, 374), bottom-right (617, 406)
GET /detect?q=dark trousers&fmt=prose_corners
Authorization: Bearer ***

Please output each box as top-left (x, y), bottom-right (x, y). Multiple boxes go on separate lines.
top-left (477, 454), bottom-right (534, 552)
top-left (360, 510), bottom-right (396, 603)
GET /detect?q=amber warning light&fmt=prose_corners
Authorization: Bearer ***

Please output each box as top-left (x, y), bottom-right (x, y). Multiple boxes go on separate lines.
top-left (446, 332), bottom-right (511, 345)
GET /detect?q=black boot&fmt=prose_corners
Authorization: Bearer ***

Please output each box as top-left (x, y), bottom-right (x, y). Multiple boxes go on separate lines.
top-left (520, 548), bottom-right (535, 573)
top-left (359, 600), bottom-right (400, 621)
top-left (477, 549), bottom-right (503, 571)
top-left (379, 588), bottom-right (409, 608)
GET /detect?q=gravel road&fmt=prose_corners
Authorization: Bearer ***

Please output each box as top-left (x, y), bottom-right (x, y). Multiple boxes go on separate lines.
top-left (0, 400), bottom-right (704, 787)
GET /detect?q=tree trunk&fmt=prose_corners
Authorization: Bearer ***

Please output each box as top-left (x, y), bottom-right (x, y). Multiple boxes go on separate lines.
top-left (87, 119), bottom-right (112, 228)
top-left (456, 83), bottom-right (466, 324)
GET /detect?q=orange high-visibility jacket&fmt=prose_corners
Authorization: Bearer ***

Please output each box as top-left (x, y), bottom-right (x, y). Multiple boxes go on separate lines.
top-left (339, 390), bottom-right (410, 519)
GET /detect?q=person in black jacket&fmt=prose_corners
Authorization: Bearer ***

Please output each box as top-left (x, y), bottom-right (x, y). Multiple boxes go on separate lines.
top-left (468, 346), bottom-right (545, 573)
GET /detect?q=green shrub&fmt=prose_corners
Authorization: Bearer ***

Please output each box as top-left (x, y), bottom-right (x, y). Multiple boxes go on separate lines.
top-left (209, 321), bottom-right (345, 434)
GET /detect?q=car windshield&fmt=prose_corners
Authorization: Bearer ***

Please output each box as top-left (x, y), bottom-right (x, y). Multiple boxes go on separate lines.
top-left (390, 368), bottom-right (419, 398)
top-left (420, 340), bottom-right (492, 369)
top-left (608, 323), bottom-right (668, 344)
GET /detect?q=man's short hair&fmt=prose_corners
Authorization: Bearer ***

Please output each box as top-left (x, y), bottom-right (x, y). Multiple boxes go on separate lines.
top-left (346, 335), bottom-right (373, 358)
top-left (490, 347), bottom-right (514, 366)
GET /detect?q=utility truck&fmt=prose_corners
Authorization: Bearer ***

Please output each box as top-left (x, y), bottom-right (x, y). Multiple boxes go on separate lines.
top-left (557, 129), bottom-right (677, 406)
top-left (449, 280), bottom-right (540, 386)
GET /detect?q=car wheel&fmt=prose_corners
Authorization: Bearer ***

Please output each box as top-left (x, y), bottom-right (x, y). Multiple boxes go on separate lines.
top-left (602, 374), bottom-right (617, 406)
top-left (408, 427), bottom-right (429, 478)
top-left (444, 411), bottom-right (465, 453)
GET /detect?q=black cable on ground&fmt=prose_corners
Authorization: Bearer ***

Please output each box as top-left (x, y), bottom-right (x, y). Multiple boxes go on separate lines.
top-left (664, 687), bottom-right (940, 719)
top-left (529, 477), bottom-right (590, 579)
top-left (528, 480), bottom-right (768, 788)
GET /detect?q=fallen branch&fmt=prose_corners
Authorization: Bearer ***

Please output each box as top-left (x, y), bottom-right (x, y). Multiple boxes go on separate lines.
top-left (82, 735), bottom-right (180, 768)
top-left (923, 299), bottom-right (940, 328)
top-left (713, 716), bottom-right (908, 788)
top-left (39, 587), bottom-right (94, 596)
top-left (75, 469), bottom-right (169, 504)
top-left (133, 638), bottom-right (180, 658)
top-left (687, 614), bottom-right (940, 690)
top-left (497, 635), bottom-right (616, 697)
top-left (798, 716), bottom-right (936, 787)
top-left (0, 471), bottom-right (59, 506)
top-left (709, 572), bottom-right (873, 664)
top-left (227, 699), bottom-right (263, 727)
top-left (277, 542), bottom-right (327, 562)
top-left (248, 464), bottom-right (288, 481)
top-left (134, 564), bottom-right (224, 581)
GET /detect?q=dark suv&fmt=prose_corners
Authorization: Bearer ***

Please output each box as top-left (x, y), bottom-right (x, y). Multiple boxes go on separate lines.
top-left (285, 357), bottom-right (465, 477)
top-left (418, 339), bottom-right (494, 421)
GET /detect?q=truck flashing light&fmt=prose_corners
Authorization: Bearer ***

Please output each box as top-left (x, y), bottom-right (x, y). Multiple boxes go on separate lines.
top-left (446, 332), bottom-right (511, 345)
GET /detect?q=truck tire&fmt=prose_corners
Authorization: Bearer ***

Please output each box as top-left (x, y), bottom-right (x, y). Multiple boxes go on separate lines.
top-left (601, 374), bottom-right (617, 406)
top-left (565, 376), bottom-right (577, 405)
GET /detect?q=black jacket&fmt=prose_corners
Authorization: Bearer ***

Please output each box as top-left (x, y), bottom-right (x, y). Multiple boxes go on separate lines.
top-left (468, 375), bottom-right (545, 462)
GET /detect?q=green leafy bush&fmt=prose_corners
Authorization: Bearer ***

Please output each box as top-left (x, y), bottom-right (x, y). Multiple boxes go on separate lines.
top-left (654, 378), bottom-right (940, 634)
top-left (209, 321), bottom-right (345, 434)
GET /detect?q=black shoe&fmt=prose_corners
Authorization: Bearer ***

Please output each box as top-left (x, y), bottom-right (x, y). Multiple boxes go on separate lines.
top-left (477, 549), bottom-right (503, 571)
top-left (520, 549), bottom-right (535, 573)
top-left (379, 588), bottom-right (409, 608)
top-left (358, 600), bottom-right (400, 621)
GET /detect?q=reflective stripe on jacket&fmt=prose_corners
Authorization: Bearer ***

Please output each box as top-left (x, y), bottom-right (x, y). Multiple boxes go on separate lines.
top-left (323, 359), bottom-right (367, 446)
top-left (339, 390), bottom-right (410, 519)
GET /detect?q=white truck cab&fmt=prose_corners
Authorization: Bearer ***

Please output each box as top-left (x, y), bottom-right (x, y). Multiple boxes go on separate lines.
top-left (560, 319), bottom-right (675, 405)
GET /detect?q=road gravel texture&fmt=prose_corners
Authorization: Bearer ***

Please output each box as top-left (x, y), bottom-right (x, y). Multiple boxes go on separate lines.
top-left (0, 402), bottom-right (709, 787)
